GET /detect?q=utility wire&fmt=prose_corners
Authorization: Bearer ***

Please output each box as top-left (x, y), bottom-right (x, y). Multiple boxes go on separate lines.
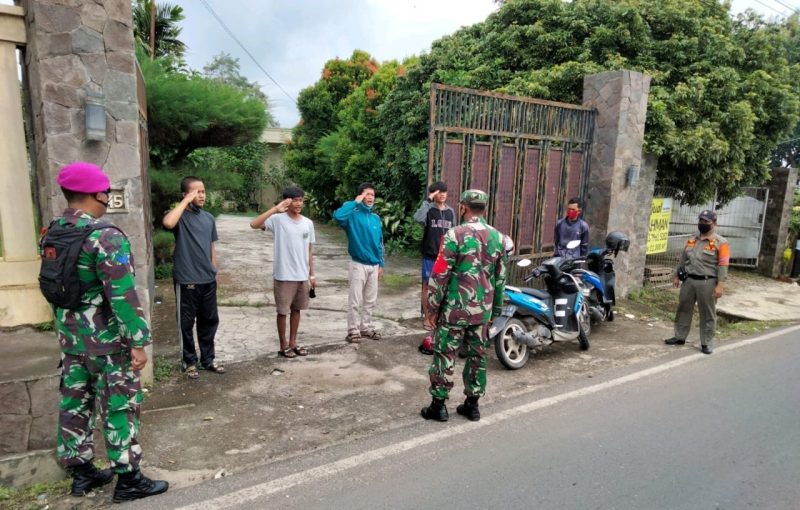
top-left (770, 0), bottom-right (799, 14)
top-left (197, 0), bottom-right (296, 105)
top-left (752, 0), bottom-right (790, 16)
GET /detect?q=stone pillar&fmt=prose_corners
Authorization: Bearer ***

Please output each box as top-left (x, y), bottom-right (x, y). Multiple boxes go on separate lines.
top-left (582, 70), bottom-right (653, 297)
top-left (22, 0), bottom-right (153, 381)
top-left (758, 167), bottom-right (798, 277)
top-left (0, 5), bottom-right (51, 327)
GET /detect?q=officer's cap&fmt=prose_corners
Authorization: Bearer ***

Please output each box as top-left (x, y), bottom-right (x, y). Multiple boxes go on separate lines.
top-left (698, 209), bottom-right (717, 222)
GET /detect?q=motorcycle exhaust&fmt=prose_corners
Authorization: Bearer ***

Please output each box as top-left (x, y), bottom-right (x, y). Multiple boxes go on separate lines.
top-left (511, 325), bottom-right (551, 348)
top-left (589, 306), bottom-right (605, 322)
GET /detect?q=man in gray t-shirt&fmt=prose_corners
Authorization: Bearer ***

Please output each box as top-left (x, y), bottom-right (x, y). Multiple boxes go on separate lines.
top-left (163, 176), bottom-right (225, 378)
top-left (250, 186), bottom-right (316, 358)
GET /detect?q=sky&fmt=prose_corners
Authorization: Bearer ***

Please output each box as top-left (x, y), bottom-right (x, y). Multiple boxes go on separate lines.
top-left (2, 0), bottom-right (794, 126)
top-left (170, 0), bottom-right (796, 128)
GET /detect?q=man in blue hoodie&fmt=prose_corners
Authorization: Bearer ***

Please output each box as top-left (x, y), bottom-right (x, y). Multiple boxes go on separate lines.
top-left (333, 182), bottom-right (385, 343)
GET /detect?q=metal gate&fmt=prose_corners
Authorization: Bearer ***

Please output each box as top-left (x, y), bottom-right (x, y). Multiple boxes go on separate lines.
top-left (427, 84), bottom-right (596, 258)
top-left (644, 187), bottom-right (769, 286)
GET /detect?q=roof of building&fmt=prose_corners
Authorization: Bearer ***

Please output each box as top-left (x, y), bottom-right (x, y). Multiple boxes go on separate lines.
top-left (260, 127), bottom-right (293, 145)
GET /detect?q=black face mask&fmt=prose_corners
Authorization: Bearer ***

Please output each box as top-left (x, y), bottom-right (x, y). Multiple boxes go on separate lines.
top-left (698, 223), bottom-right (712, 234)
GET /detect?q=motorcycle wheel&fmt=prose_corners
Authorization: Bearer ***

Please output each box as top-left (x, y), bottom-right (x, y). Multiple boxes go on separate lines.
top-left (494, 318), bottom-right (530, 370)
top-left (578, 322), bottom-right (590, 351)
top-left (607, 308), bottom-right (614, 322)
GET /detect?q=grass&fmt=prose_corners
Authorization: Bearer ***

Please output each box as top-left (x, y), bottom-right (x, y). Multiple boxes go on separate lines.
top-left (152, 354), bottom-right (180, 384)
top-left (0, 479), bottom-right (71, 510)
top-left (626, 283), bottom-right (792, 340)
top-left (382, 273), bottom-right (417, 289)
top-left (31, 321), bottom-right (54, 332)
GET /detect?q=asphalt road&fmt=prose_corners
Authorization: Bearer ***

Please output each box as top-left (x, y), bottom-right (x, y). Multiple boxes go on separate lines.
top-left (135, 325), bottom-right (800, 510)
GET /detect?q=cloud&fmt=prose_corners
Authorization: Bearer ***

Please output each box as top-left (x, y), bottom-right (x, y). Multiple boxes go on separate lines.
top-left (175, 0), bottom-right (496, 127)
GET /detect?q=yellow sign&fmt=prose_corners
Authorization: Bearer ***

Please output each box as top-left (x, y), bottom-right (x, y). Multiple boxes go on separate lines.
top-left (647, 198), bottom-right (673, 255)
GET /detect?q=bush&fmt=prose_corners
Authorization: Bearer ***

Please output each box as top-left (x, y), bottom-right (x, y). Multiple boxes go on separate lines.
top-left (154, 262), bottom-right (173, 280)
top-left (152, 229), bottom-right (175, 264)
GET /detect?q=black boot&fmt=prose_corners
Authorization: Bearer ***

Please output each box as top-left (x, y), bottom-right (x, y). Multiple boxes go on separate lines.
top-left (456, 396), bottom-right (481, 421)
top-left (420, 398), bottom-right (449, 421)
top-left (69, 461), bottom-right (113, 496)
top-left (112, 469), bottom-right (169, 503)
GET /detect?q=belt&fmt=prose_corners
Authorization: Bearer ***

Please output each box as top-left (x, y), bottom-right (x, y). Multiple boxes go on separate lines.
top-left (687, 274), bottom-right (716, 280)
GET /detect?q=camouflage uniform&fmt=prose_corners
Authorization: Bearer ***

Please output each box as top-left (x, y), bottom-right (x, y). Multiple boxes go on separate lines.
top-left (49, 208), bottom-right (150, 473)
top-left (426, 191), bottom-right (507, 400)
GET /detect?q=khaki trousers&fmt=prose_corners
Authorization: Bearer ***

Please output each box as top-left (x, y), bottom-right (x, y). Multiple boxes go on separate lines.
top-left (347, 261), bottom-right (379, 335)
top-left (674, 277), bottom-right (717, 347)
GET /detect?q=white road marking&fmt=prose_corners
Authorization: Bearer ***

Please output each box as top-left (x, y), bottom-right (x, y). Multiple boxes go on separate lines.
top-left (175, 324), bottom-right (800, 510)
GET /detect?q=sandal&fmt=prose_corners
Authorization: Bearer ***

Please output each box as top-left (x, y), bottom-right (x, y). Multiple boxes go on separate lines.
top-left (361, 329), bottom-right (382, 341)
top-left (346, 333), bottom-right (362, 344)
top-left (292, 346), bottom-right (308, 356)
top-left (279, 348), bottom-right (297, 358)
top-left (204, 362), bottom-right (226, 374)
top-left (184, 365), bottom-right (200, 379)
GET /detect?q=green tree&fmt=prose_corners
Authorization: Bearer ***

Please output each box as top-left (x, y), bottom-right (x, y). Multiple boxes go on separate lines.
top-left (139, 54), bottom-right (268, 167)
top-left (380, 0), bottom-right (800, 205)
top-left (132, 0), bottom-right (186, 65)
top-left (285, 50), bottom-right (379, 215)
top-left (203, 52), bottom-right (275, 123)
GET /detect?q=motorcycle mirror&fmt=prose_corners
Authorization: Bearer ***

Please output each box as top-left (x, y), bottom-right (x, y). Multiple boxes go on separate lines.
top-left (517, 259), bottom-right (532, 268)
top-left (566, 239), bottom-right (581, 250)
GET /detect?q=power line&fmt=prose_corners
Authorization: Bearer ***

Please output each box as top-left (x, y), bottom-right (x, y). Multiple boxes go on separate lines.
top-left (197, 0), bottom-right (296, 105)
top-left (770, 0), bottom-right (799, 14)
top-left (752, 0), bottom-right (790, 16)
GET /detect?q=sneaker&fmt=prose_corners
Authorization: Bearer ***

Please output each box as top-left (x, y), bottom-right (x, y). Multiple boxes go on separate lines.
top-left (664, 337), bottom-right (686, 345)
top-left (701, 345), bottom-right (713, 355)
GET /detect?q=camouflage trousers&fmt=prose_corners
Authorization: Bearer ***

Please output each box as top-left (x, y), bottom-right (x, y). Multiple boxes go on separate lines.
top-left (428, 323), bottom-right (490, 400)
top-left (57, 351), bottom-right (143, 473)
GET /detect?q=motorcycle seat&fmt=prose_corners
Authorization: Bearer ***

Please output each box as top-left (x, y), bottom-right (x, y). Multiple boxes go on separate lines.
top-left (520, 288), bottom-right (550, 301)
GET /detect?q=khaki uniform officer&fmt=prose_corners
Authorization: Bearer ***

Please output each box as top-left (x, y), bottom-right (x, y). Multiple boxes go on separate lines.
top-left (665, 209), bottom-right (730, 354)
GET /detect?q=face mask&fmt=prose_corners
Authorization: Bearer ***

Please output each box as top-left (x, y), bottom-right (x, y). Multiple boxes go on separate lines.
top-left (566, 210), bottom-right (580, 221)
top-left (698, 223), bottom-right (712, 234)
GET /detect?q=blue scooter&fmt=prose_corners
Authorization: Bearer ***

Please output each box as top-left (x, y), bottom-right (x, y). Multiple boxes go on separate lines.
top-left (570, 231), bottom-right (629, 323)
top-left (490, 240), bottom-right (591, 370)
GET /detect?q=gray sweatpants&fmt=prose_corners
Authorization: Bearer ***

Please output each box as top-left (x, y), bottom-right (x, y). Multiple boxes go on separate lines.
top-left (347, 261), bottom-right (380, 335)
top-left (674, 277), bottom-right (717, 347)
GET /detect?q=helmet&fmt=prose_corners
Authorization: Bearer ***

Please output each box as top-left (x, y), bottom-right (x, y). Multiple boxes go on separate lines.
top-left (605, 231), bottom-right (629, 255)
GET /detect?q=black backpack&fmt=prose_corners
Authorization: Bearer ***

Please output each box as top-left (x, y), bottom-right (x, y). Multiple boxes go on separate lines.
top-left (39, 220), bottom-right (116, 310)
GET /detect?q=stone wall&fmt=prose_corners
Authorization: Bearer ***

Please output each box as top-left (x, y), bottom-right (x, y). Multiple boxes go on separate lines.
top-left (758, 167), bottom-right (798, 277)
top-left (582, 70), bottom-right (653, 297)
top-left (21, 0), bottom-right (153, 382)
top-left (0, 376), bottom-right (58, 456)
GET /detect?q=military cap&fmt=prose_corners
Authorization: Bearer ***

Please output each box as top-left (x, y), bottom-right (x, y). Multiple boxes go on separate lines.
top-left (460, 189), bottom-right (488, 206)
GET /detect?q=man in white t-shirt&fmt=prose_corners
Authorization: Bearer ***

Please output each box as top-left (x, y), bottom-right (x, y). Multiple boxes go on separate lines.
top-left (250, 187), bottom-right (316, 358)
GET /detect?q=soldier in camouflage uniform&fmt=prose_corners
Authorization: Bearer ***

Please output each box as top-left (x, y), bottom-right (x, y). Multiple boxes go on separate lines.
top-left (421, 189), bottom-right (507, 422)
top-left (46, 162), bottom-right (168, 502)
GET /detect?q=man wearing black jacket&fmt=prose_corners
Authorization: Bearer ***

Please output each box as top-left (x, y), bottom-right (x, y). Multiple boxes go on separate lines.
top-left (414, 181), bottom-right (456, 336)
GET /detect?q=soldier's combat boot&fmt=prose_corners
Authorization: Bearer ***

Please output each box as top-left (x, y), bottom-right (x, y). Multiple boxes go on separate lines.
top-left (69, 461), bottom-right (113, 496)
top-left (421, 398), bottom-right (449, 421)
top-left (112, 470), bottom-right (169, 503)
top-left (456, 396), bottom-right (481, 421)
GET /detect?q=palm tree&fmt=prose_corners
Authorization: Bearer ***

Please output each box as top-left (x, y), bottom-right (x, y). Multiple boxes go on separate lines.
top-left (132, 0), bottom-right (187, 61)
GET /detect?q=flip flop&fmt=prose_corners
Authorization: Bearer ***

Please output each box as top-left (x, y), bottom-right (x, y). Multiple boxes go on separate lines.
top-left (292, 346), bottom-right (308, 356)
top-left (204, 362), bottom-right (226, 374)
top-left (279, 348), bottom-right (297, 358)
